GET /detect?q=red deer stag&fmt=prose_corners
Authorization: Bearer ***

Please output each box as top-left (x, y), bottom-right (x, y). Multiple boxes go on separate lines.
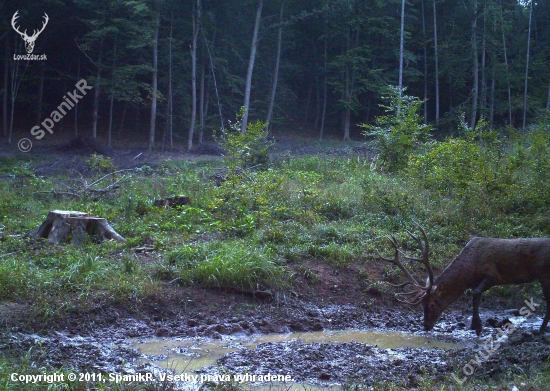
top-left (379, 224), bottom-right (550, 336)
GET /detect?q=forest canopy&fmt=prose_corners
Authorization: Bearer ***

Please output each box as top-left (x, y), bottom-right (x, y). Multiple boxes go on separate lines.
top-left (0, 0), bottom-right (549, 149)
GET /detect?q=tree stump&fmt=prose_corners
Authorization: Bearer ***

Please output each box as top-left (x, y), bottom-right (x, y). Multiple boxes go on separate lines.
top-left (153, 195), bottom-right (191, 208)
top-left (28, 210), bottom-right (126, 245)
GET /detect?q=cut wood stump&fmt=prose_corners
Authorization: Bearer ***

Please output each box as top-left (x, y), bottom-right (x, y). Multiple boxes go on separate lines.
top-left (28, 210), bottom-right (126, 245)
top-left (153, 195), bottom-right (191, 208)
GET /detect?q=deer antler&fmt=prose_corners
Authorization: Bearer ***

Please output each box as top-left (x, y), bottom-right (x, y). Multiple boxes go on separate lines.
top-left (11, 11), bottom-right (49, 54)
top-left (11, 11), bottom-right (26, 38)
top-left (378, 224), bottom-right (434, 305)
top-left (32, 13), bottom-right (49, 40)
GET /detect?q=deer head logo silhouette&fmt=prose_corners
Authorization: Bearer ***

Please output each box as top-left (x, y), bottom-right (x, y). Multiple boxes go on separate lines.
top-left (11, 11), bottom-right (49, 54)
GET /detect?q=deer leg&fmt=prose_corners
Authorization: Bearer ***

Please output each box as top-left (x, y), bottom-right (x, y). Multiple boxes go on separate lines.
top-left (471, 276), bottom-right (499, 336)
top-left (538, 282), bottom-right (550, 334)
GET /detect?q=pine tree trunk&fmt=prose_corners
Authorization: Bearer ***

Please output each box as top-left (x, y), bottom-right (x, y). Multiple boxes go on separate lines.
top-left (319, 18), bottom-right (328, 141)
top-left (188, 0), bottom-right (201, 150)
top-left (480, 3), bottom-right (487, 119)
top-left (314, 65), bottom-right (321, 131)
top-left (490, 63), bottom-right (496, 129)
top-left (241, 0), bottom-right (263, 133)
top-left (469, 0), bottom-right (479, 129)
top-left (489, 13), bottom-right (496, 129)
top-left (421, 0), bottom-right (428, 123)
top-left (343, 28), bottom-right (351, 141)
top-left (203, 30), bottom-right (224, 132)
top-left (149, 10), bottom-right (160, 151)
top-left (500, 1), bottom-right (512, 126)
top-left (75, 56), bottom-right (80, 137)
top-left (266, 0), bottom-right (284, 132)
top-left (168, 12), bottom-right (174, 149)
top-left (433, 0), bottom-right (440, 125)
top-left (92, 39), bottom-right (103, 140)
top-left (118, 101), bottom-right (127, 139)
top-left (199, 46), bottom-right (205, 144)
top-left (108, 41), bottom-right (117, 148)
top-left (304, 83), bottom-right (312, 125)
top-left (522, 0), bottom-right (533, 133)
top-left (398, 0), bottom-right (406, 98)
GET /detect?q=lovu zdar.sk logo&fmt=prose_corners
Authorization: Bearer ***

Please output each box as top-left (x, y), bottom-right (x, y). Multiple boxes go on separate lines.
top-left (11, 10), bottom-right (48, 60)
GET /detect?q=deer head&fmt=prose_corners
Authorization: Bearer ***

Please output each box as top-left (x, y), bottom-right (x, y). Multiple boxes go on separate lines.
top-left (379, 224), bottom-right (445, 331)
top-left (11, 11), bottom-right (49, 54)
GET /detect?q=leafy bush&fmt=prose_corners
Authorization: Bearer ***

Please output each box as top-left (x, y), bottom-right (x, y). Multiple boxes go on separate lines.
top-left (218, 107), bottom-right (272, 170)
top-left (85, 153), bottom-right (115, 172)
top-left (361, 86), bottom-right (431, 172)
top-left (408, 113), bottom-right (550, 219)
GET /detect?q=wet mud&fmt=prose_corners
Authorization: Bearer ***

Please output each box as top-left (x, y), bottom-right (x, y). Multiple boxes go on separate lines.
top-left (2, 296), bottom-right (549, 389)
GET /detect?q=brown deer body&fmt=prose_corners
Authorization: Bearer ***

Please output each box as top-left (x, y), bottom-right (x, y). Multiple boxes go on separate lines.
top-left (380, 226), bottom-right (550, 336)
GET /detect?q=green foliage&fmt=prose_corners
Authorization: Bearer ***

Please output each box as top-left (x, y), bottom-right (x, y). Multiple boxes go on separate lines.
top-left (85, 153), bottom-right (115, 173)
top-left (408, 113), bottom-right (550, 223)
top-left (360, 86), bottom-right (432, 172)
top-left (218, 108), bottom-right (272, 170)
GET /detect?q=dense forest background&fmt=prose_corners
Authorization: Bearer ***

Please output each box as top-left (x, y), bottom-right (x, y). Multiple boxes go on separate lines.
top-left (0, 0), bottom-right (549, 150)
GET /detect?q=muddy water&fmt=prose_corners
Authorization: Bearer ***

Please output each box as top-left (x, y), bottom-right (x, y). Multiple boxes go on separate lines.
top-left (127, 329), bottom-right (460, 389)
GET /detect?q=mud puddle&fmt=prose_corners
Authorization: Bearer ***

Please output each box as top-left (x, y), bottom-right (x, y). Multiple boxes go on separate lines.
top-left (126, 329), bottom-right (461, 389)
top-left (2, 301), bottom-right (549, 390)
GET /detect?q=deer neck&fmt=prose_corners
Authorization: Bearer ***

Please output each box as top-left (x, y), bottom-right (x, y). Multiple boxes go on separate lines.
top-left (434, 254), bottom-right (481, 302)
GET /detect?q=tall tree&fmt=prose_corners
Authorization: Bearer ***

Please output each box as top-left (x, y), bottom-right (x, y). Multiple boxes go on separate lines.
top-left (188, 0), bottom-right (201, 150)
top-left (266, 0), bottom-right (285, 132)
top-left (149, 8), bottom-right (160, 151)
top-left (167, 11), bottom-right (174, 150)
top-left (469, 0), bottom-right (479, 128)
top-left (107, 40), bottom-right (117, 147)
top-left (319, 17), bottom-right (328, 141)
top-left (398, 0), bottom-right (406, 99)
top-left (522, 0), bottom-right (533, 132)
top-left (433, 0), bottom-right (440, 126)
top-left (421, 0), bottom-right (428, 123)
top-left (241, 0), bottom-right (263, 133)
top-left (499, 0), bottom-right (512, 126)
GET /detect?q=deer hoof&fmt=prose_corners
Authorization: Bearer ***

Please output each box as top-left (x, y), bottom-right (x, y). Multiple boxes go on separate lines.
top-left (471, 317), bottom-right (482, 335)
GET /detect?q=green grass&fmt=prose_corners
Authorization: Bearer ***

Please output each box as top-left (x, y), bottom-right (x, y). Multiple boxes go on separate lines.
top-left (1, 126), bottom-right (550, 389)
top-left (2, 137), bottom-right (550, 314)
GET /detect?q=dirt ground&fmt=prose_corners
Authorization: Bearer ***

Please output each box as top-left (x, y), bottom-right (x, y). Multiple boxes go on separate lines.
top-left (2, 262), bottom-right (549, 389)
